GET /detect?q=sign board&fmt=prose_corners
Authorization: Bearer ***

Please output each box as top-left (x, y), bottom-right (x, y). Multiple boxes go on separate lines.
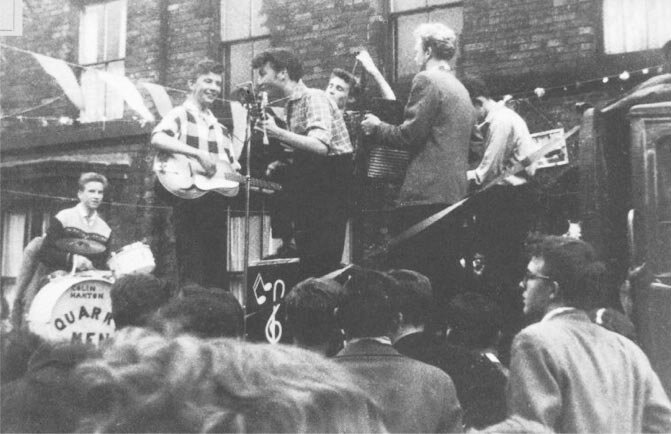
top-left (532, 128), bottom-right (569, 168)
top-left (245, 258), bottom-right (301, 344)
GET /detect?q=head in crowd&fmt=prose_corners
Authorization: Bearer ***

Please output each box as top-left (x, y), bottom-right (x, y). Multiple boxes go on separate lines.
top-left (447, 292), bottom-right (503, 351)
top-left (73, 328), bottom-right (387, 433)
top-left (151, 288), bottom-right (244, 339)
top-left (414, 22), bottom-right (457, 68)
top-left (110, 273), bottom-right (172, 329)
top-left (522, 235), bottom-right (606, 318)
top-left (385, 269), bottom-right (433, 330)
top-left (1, 340), bottom-right (100, 433)
top-left (77, 172), bottom-right (108, 212)
top-left (462, 76), bottom-right (495, 123)
top-left (252, 49), bottom-right (304, 89)
top-left (337, 268), bottom-right (398, 339)
top-left (188, 58), bottom-right (224, 109)
top-left (327, 68), bottom-right (359, 110)
top-left (283, 277), bottom-right (344, 355)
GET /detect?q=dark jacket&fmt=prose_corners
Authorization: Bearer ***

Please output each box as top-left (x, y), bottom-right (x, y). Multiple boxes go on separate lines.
top-left (334, 339), bottom-right (463, 433)
top-left (376, 67), bottom-right (474, 207)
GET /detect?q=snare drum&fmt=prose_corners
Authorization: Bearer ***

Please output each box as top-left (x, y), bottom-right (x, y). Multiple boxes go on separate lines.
top-left (27, 271), bottom-right (115, 344)
top-left (107, 242), bottom-right (156, 276)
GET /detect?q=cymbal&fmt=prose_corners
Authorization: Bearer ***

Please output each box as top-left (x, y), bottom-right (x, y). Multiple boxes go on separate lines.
top-left (54, 238), bottom-right (106, 255)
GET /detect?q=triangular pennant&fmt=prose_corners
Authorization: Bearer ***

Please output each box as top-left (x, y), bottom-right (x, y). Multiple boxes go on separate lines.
top-left (139, 81), bottom-right (173, 118)
top-left (97, 70), bottom-right (155, 122)
top-left (32, 53), bottom-right (85, 110)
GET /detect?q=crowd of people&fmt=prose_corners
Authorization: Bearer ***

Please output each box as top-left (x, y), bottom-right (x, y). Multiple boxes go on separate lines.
top-left (2, 234), bottom-right (671, 432)
top-left (2, 20), bottom-right (671, 433)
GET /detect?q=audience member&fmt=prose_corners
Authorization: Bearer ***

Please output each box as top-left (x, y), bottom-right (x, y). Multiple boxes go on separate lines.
top-left (72, 327), bottom-right (387, 433)
top-left (150, 288), bottom-right (244, 339)
top-left (1, 341), bottom-right (99, 433)
top-left (110, 273), bottom-right (172, 329)
top-left (1, 327), bottom-right (44, 384)
top-left (387, 270), bottom-right (506, 429)
top-left (508, 235), bottom-right (671, 432)
top-left (334, 267), bottom-right (463, 433)
top-left (283, 277), bottom-right (345, 356)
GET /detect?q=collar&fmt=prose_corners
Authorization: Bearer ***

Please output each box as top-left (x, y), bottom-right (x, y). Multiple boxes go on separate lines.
top-left (346, 336), bottom-right (392, 346)
top-left (479, 103), bottom-right (507, 128)
top-left (393, 326), bottom-right (424, 344)
top-left (288, 80), bottom-right (309, 102)
top-left (183, 99), bottom-right (216, 123)
top-left (76, 203), bottom-right (98, 225)
top-left (542, 306), bottom-right (577, 322)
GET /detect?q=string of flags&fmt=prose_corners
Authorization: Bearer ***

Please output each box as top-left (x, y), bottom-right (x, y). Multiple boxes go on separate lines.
top-left (1, 43), bottom-right (668, 123)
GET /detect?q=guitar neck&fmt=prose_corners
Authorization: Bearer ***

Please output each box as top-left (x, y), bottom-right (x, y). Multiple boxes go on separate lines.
top-left (223, 172), bottom-right (282, 192)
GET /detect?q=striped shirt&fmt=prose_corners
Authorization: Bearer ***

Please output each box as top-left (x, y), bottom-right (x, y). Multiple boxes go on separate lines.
top-left (152, 100), bottom-right (236, 164)
top-left (286, 82), bottom-right (353, 156)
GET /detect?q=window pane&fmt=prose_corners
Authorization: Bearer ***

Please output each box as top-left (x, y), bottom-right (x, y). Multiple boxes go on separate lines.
top-left (604, 0), bottom-right (671, 53)
top-left (1, 212), bottom-right (26, 278)
top-left (229, 38), bottom-right (270, 89)
top-left (105, 0), bottom-right (126, 60)
top-left (221, 0), bottom-right (251, 41)
top-left (80, 61), bottom-right (125, 122)
top-left (251, 0), bottom-right (269, 37)
top-left (80, 3), bottom-right (102, 64)
top-left (392, 0), bottom-right (426, 12)
top-left (395, 7), bottom-right (463, 79)
top-left (105, 60), bottom-right (125, 119)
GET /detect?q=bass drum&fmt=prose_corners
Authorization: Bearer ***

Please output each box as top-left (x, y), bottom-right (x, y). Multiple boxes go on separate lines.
top-left (27, 271), bottom-right (116, 345)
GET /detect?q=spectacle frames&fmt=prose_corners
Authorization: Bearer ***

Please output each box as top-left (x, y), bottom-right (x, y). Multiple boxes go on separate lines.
top-left (523, 270), bottom-right (554, 285)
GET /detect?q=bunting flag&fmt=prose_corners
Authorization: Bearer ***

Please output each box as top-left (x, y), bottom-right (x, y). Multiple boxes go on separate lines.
top-left (97, 70), bottom-right (155, 122)
top-left (32, 53), bottom-right (85, 111)
top-left (139, 81), bottom-right (173, 118)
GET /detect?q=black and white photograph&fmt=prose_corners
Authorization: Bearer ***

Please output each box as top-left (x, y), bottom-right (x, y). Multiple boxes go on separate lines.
top-left (1, 0), bottom-right (671, 432)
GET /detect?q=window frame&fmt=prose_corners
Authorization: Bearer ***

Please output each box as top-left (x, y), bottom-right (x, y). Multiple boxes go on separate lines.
top-left (77, 0), bottom-right (128, 122)
top-left (388, 1), bottom-right (464, 83)
top-left (600, 0), bottom-right (671, 55)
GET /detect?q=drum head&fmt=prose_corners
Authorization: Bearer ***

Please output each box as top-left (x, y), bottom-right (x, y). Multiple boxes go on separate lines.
top-left (27, 272), bottom-right (115, 345)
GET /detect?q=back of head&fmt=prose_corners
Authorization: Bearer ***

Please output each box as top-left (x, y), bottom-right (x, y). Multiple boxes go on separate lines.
top-left (386, 269), bottom-right (432, 326)
top-left (338, 268), bottom-right (397, 339)
top-left (462, 76), bottom-right (493, 100)
top-left (527, 235), bottom-right (607, 309)
top-left (152, 289), bottom-right (244, 339)
top-left (74, 328), bottom-right (386, 432)
top-left (110, 273), bottom-right (171, 329)
top-left (414, 22), bottom-right (457, 61)
top-left (447, 292), bottom-right (503, 349)
top-left (251, 49), bottom-right (303, 81)
top-left (284, 277), bottom-right (343, 347)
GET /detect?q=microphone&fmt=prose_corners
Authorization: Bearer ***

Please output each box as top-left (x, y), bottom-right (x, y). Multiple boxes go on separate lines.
top-left (260, 91), bottom-right (270, 145)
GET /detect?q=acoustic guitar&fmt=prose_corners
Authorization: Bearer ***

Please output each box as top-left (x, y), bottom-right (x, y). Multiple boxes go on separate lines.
top-left (153, 152), bottom-right (282, 200)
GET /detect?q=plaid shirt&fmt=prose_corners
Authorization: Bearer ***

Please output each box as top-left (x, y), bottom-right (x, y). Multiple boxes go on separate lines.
top-left (286, 82), bottom-right (353, 156)
top-left (152, 100), bottom-right (236, 164)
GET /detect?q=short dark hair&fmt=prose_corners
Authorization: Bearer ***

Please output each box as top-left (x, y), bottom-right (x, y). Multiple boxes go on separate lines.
top-left (78, 172), bottom-right (108, 191)
top-left (447, 292), bottom-right (502, 349)
top-left (190, 58), bottom-right (223, 81)
top-left (527, 235), bottom-right (606, 309)
top-left (152, 290), bottom-right (244, 339)
top-left (110, 274), bottom-right (172, 329)
top-left (284, 277), bottom-right (343, 347)
top-left (337, 268), bottom-right (397, 339)
top-left (462, 76), bottom-right (492, 101)
top-left (252, 49), bottom-right (303, 81)
top-left (386, 269), bottom-right (432, 326)
top-left (331, 68), bottom-right (358, 88)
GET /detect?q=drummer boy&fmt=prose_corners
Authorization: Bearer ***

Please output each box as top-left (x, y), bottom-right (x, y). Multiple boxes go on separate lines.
top-left (12, 172), bottom-right (112, 328)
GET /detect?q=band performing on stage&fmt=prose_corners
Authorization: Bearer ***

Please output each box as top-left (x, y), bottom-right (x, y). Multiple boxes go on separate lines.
top-left (3, 12), bottom-right (671, 433)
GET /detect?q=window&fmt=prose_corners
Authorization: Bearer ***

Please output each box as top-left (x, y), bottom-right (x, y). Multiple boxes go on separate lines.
top-left (1, 209), bottom-right (50, 283)
top-left (78, 0), bottom-right (127, 122)
top-left (391, 0), bottom-right (463, 81)
top-left (603, 0), bottom-right (671, 54)
top-left (220, 0), bottom-right (270, 95)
